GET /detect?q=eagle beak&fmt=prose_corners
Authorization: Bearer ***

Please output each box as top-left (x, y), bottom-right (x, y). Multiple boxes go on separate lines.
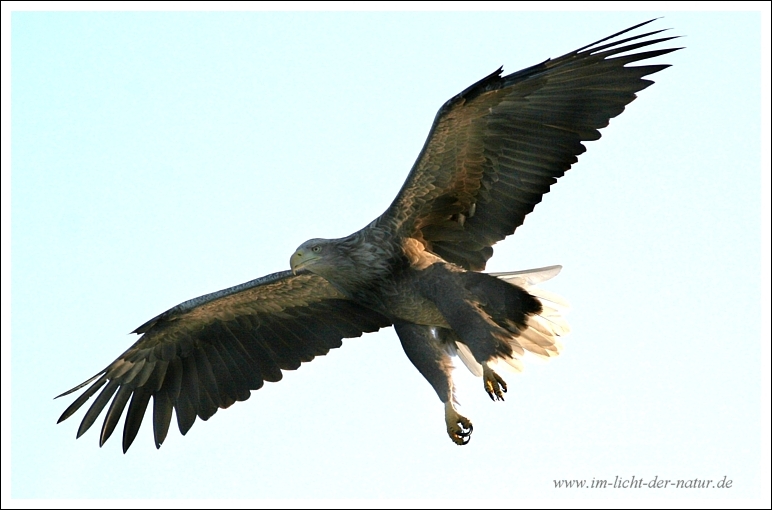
top-left (290, 249), bottom-right (316, 275)
top-left (290, 251), bottom-right (302, 275)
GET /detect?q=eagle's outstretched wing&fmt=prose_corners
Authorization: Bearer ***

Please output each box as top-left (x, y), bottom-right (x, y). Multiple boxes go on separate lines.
top-left (56, 271), bottom-right (391, 452)
top-left (377, 19), bottom-right (681, 270)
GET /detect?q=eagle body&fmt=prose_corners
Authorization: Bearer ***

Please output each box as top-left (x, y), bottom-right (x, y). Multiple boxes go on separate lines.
top-left (57, 20), bottom-right (681, 451)
top-left (292, 233), bottom-right (549, 443)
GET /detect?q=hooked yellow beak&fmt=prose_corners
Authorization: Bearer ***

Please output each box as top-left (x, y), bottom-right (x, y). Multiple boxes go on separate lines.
top-left (290, 248), bottom-right (320, 275)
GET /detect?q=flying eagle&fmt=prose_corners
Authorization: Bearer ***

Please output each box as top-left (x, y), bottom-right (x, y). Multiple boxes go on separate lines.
top-left (57, 20), bottom-right (680, 451)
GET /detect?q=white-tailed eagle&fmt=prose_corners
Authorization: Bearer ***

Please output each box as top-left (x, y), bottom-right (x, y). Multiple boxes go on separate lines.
top-left (57, 20), bottom-right (680, 451)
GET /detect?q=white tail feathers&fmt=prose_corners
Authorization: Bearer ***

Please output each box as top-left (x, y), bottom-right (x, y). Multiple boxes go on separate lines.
top-left (458, 265), bottom-right (571, 376)
top-left (489, 265), bottom-right (564, 287)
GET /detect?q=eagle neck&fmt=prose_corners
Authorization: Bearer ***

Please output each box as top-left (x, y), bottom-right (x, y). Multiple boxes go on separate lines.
top-left (325, 226), bottom-right (402, 298)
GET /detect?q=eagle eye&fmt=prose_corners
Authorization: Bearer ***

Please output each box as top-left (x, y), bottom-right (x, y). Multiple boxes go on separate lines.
top-left (312, 246), bottom-right (322, 253)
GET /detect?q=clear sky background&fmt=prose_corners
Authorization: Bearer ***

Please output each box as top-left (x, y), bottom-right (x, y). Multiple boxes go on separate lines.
top-left (4, 5), bottom-right (770, 504)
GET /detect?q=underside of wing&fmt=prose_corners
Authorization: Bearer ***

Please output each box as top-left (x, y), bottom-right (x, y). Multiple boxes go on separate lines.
top-left (377, 19), bottom-right (681, 270)
top-left (56, 271), bottom-right (391, 452)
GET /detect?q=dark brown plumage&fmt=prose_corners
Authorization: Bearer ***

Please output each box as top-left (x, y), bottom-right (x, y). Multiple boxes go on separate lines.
top-left (57, 19), bottom-right (680, 450)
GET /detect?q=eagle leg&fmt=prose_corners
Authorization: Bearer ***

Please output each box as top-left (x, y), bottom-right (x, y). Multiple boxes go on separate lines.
top-left (394, 322), bottom-right (474, 445)
top-left (483, 362), bottom-right (507, 401)
top-left (445, 401), bottom-right (473, 445)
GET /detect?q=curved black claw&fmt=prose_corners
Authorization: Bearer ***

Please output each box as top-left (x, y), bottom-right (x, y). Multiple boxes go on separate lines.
top-left (448, 417), bottom-right (473, 446)
top-left (445, 403), bottom-right (474, 445)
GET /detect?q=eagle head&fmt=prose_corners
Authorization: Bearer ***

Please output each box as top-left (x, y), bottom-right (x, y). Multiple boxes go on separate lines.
top-left (290, 238), bottom-right (341, 277)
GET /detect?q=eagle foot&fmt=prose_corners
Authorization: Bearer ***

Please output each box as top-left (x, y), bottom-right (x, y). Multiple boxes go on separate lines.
top-left (444, 402), bottom-right (473, 445)
top-left (483, 364), bottom-right (507, 401)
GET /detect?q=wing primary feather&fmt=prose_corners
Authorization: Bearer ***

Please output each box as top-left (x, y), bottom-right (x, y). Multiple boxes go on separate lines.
top-left (99, 384), bottom-right (132, 447)
top-left (174, 389), bottom-right (197, 436)
top-left (131, 360), bottom-right (156, 388)
top-left (571, 18), bottom-right (661, 53)
top-left (75, 379), bottom-right (118, 438)
top-left (122, 385), bottom-right (153, 453)
top-left (152, 389), bottom-right (173, 448)
top-left (588, 35), bottom-right (680, 62)
top-left (57, 376), bottom-right (106, 424)
top-left (166, 357), bottom-right (183, 401)
top-left (193, 350), bottom-right (222, 419)
top-left (55, 372), bottom-right (103, 399)
top-left (113, 359), bottom-right (147, 383)
top-left (151, 359), bottom-right (169, 392)
top-left (175, 356), bottom-right (199, 435)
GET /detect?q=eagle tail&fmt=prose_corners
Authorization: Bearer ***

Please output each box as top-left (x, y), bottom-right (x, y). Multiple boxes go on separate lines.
top-left (457, 265), bottom-right (571, 376)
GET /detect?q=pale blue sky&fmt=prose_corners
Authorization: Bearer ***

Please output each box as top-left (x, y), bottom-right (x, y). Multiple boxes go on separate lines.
top-left (5, 7), bottom-right (769, 504)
